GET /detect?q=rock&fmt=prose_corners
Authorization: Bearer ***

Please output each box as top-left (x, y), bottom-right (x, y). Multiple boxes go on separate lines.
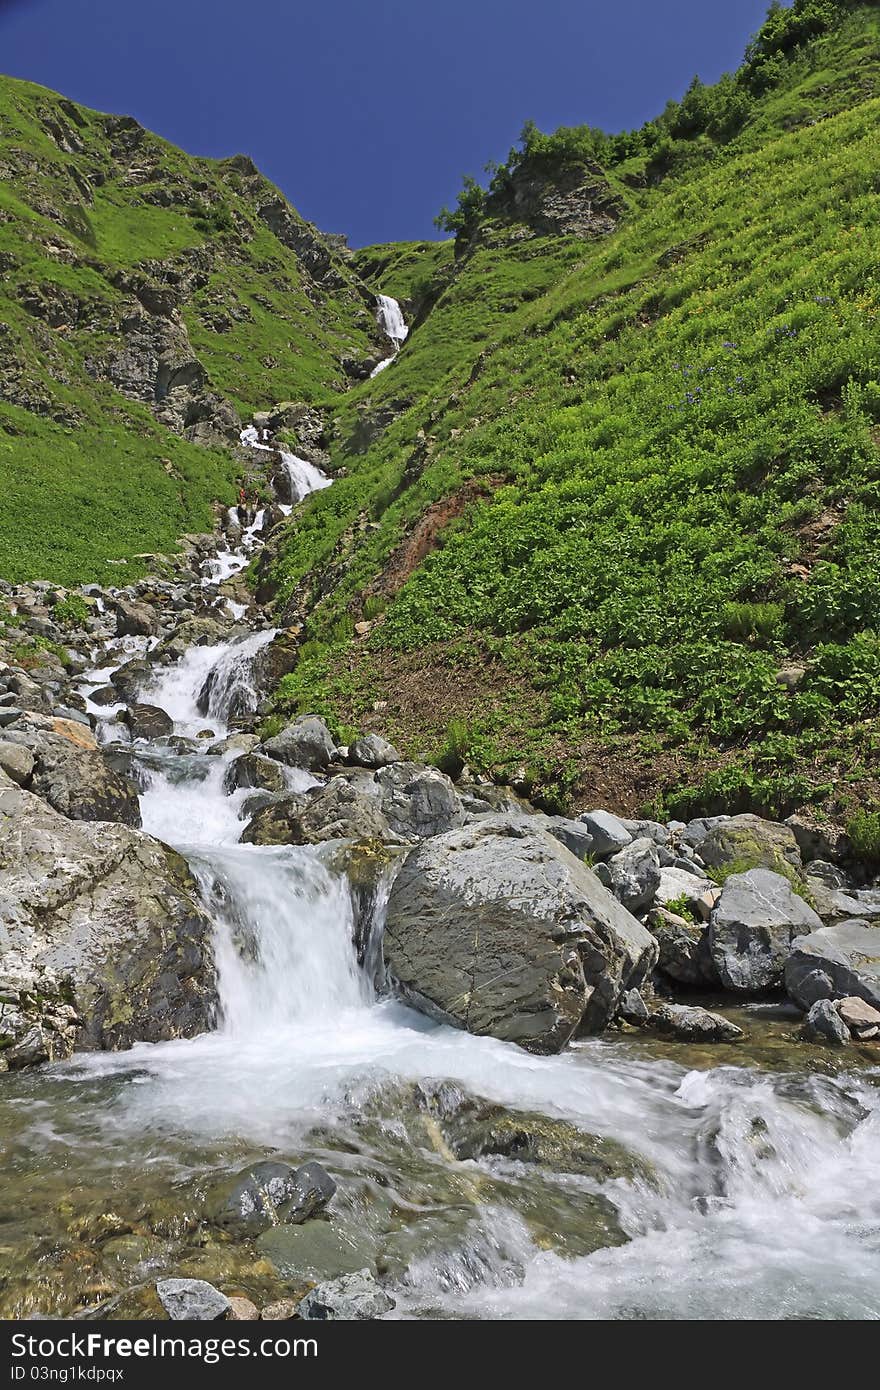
top-left (679, 815), bottom-right (729, 848)
top-left (86, 684), bottom-right (121, 707)
top-left (620, 817), bottom-right (670, 846)
top-left (0, 773), bottom-right (216, 1066)
top-left (3, 720), bottom-right (141, 826)
top-left (226, 1296), bottom-right (259, 1321)
top-left (617, 988), bottom-right (649, 1024)
top-left (298, 1270), bottom-right (394, 1321)
top-left (155, 1279), bottom-right (230, 1321)
top-left (790, 967), bottom-right (835, 1007)
top-left (256, 1222), bottom-right (374, 1282)
top-left (376, 761), bottom-right (464, 841)
top-left (532, 814), bottom-right (594, 861)
top-left (836, 995), bottom-right (880, 1038)
top-left (654, 866), bottom-right (719, 921)
top-left (262, 715), bottom-right (336, 771)
top-left (223, 753), bottom-right (287, 795)
top-left (576, 809), bottom-right (631, 858)
top-left (346, 733), bottom-right (401, 768)
top-left (605, 837), bottom-right (661, 915)
top-left (206, 732), bottom-right (261, 757)
top-left (785, 813), bottom-right (850, 865)
top-left (124, 702), bottom-right (173, 741)
top-left (114, 597), bottom-right (158, 638)
top-left (801, 999), bottom-right (849, 1046)
top-left (709, 868), bottom-right (823, 992)
top-left (804, 860), bottom-right (851, 890)
top-left (241, 780), bottom-right (394, 846)
top-left (260, 1299), bottom-right (301, 1320)
top-left (699, 813), bottom-right (802, 881)
top-left (383, 815), bottom-right (658, 1052)
top-left (646, 906), bottom-right (716, 986)
top-left (209, 1160), bottom-right (336, 1235)
top-left (0, 741), bottom-right (34, 786)
top-left (649, 1003), bottom-right (744, 1042)
top-left (785, 922), bottom-right (880, 1012)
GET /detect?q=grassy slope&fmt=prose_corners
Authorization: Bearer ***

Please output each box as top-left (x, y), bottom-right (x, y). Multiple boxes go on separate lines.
top-left (0, 76), bottom-right (375, 583)
top-left (267, 5), bottom-right (880, 826)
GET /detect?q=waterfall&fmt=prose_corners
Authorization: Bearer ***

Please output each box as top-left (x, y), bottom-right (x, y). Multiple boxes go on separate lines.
top-left (281, 449), bottom-right (332, 506)
top-left (371, 293), bottom-right (409, 377)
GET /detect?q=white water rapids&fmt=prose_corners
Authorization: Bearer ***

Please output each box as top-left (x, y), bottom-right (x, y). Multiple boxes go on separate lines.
top-left (370, 293), bottom-right (409, 377)
top-left (6, 424), bottom-right (880, 1321)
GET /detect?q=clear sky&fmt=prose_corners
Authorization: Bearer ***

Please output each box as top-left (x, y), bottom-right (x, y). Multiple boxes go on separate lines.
top-left (0, 0), bottom-right (773, 247)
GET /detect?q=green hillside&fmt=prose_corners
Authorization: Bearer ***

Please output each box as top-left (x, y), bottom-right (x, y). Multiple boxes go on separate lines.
top-left (0, 76), bottom-right (381, 583)
top-left (262, 0), bottom-right (880, 827)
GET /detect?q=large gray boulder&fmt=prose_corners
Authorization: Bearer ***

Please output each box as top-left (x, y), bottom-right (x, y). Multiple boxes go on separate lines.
top-left (699, 813), bottom-right (802, 879)
top-left (604, 837), bottom-right (661, 915)
top-left (377, 761), bottom-right (464, 841)
top-left (709, 868), bottom-right (823, 992)
top-left (577, 809), bottom-right (631, 858)
top-left (785, 921), bottom-right (880, 1012)
top-left (0, 772), bottom-right (216, 1069)
top-left (262, 715), bottom-right (336, 772)
top-left (1, 715), bottom-right (141, 826)
top-left (113, 597), bottom-right (158, 638)
top-left (346, 734), bottom-right (401, 769)
top-left (242, 780), bottom-right (394, 846)
top-left (383, 816), bottom-right (658, 1053)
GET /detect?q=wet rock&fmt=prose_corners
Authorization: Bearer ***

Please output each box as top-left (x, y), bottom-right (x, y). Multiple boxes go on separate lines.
top-left (113, 597), bottom-right (158, 638)
top-left (260, 1299), bottom-right (300, 1320)
top-left (376, 761), bottom-right (464, 841)
top-left (646, 906), bottom-right (716, 986)
top-left (241, 782), bottom-right (392, 846)
top-left (0, 741), bottom-right (33, 786)
top-left (709, 868), bottom-right (823, 992)
top-left (206, 732), bottom-right (261, 757)
top-left (110, 659), bottom-right (153, 701)
top-left (0, 771), bottom-right (216, 1067)
top-left (226, 1296), bottom-right (259, 1321)
top-left (576, 809), bottom-right (631, 858)
top-left (298, 1270), bottom-right (394, 1321)
top-left (836, 995), bottom-right (880, 1039)
top-left (649, 1002), bottom-right (744, 1042)
top-left (605, 837), bottom-right (661, 915)
top-left (262, 715), bottom-right (336, 771)
top-left (3, 718), bottom-right (141, 826)
top-left (699, 813), bottom-right (802, 881)
top-left (124, 702), bottom-right (173, 741)
top-left (209, 1160), bottom-right (336, 1235)
top-left (617, 988), bottom-right (649, 1024)
top-left (383, 815), bottom-right (658, 1052)
top-left (801, 998), bottom-right (849, 1046)
top-left (785, 921), bottom-right (880, 1011)
top-left (224, 752), bottom-right (288, 795)
top-left (346, 733), bottom-right (401, 769)
top-left (804, 860), bottom-right (851, 890)
top-left (256, 1222), bottom-right (375, 1282)
top-left (156, 1278), bottom-right (230, 1321)
top-left (86, 684), bottom-right (121, 707)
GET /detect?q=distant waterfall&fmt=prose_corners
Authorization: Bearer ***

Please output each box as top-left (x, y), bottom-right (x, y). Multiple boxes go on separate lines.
top-left (371, 294), bottom-right (409, 377)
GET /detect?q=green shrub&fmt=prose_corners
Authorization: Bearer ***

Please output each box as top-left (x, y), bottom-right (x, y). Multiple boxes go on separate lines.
top-left (847, 809), bottom-right (880, 864)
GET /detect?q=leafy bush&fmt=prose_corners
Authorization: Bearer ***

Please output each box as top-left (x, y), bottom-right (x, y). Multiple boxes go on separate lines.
top-left (846, 809), bottom-right (880, 864)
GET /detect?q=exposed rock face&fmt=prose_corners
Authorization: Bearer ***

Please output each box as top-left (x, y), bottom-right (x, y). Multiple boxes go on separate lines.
top-left (2, 716), bottom-right (141, 826)
top-left (383, 816), bottom-right (658, 1053)
top-left (785, 922), bottom-right (880, 1011)
top-left (113, 596), bottom-right (158, 638)
top-left (699, 813), bottom-right (803, 880)
top-left (708, 868), bottom-right (823, 992)
top-left (376, 761), bottom-right (464, 842)
top-left (484, 155), bottom-right (624, 239)
top-left (346, 733), bottom-right (401, 769)
top-left (0, 772), bottom-right (216, 1068)
top-left (604, 837), bottom-right (661, 915)
top-left (241, 781), bottom-right (393, 847)
top-left (577, 809), bottom-right (632, 858)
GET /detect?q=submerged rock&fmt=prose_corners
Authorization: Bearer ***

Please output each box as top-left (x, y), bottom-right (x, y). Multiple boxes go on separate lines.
top-left (709, 868), bottom-right (823, 992)
top-left (209, 1159), bottom-right (336, 1235)
top-left (383, 815), bottom-right (658, 1052)
top-left (298, 1270), bottom-right (394, 1321)
top-left (0, 772), bottom-right (216, 1067)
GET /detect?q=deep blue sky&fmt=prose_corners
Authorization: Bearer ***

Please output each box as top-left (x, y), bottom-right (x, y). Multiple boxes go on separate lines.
top-left (1, 0), bottom-right (773, 247)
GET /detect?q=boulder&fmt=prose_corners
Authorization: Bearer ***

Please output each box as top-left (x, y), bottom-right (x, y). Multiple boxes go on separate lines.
top-left (262, 715), bottom-right (336, 771)
top-left (646, 906), bottom-right (716, 986)
top-left (346, 733), bottom-right (401, 769)
top-left (155, 1279), bottom-right (229, 1321)
top-left (376, 761), bottom-right (464, 841)
top-left (223, 752), bottom-right (287, 795)
top-left (604, 837), bottom-right (661, 915)
top-left (124, 702), bottom-right (173, 741)
top-left (576, 809), bottom-right (631, 858)
top-left (709, 868), bottom-right (823, 992)
top-left (242, 781), bottom-right (393, 846)
top-left (649, 1002), bottom-right (744, 1042)
top-left (654, 866), bottom-right (719, 921)
top-left (836, 995), bottom-right (880, 1039)
top-left (679, 815), bottom-right (730, 848)
top-left (3, 717), bottom-right (141, 826)
top-left (785, 922), bottom-right (880, 1012)
top-left (0, 741), bottom-right (34, 786)
top-left (298, 1270), bottom-right (394, 1321)
top-left (699, 813), bottom-right (802, 880)
top-left (226, 1297), bottom-right (259, 1321)
top-left (209, 1160), bottom-right (336, 1235)
top-left (801, 999), bottom-right (849, 1046)
top-left (0, 772), bottom-right (216, 1068)
top-left (532, 814), bottom-right (594, 861)
top-left (383, 816), bottom-right (658, 1053)
top-left (114, 597), bottom-right (158, 638)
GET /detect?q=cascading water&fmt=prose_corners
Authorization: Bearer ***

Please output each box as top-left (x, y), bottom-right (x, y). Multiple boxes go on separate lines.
top-left (3, 435), bottom-right (879, 1322)
top-left (371, 293), bottom-right (409, 377)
